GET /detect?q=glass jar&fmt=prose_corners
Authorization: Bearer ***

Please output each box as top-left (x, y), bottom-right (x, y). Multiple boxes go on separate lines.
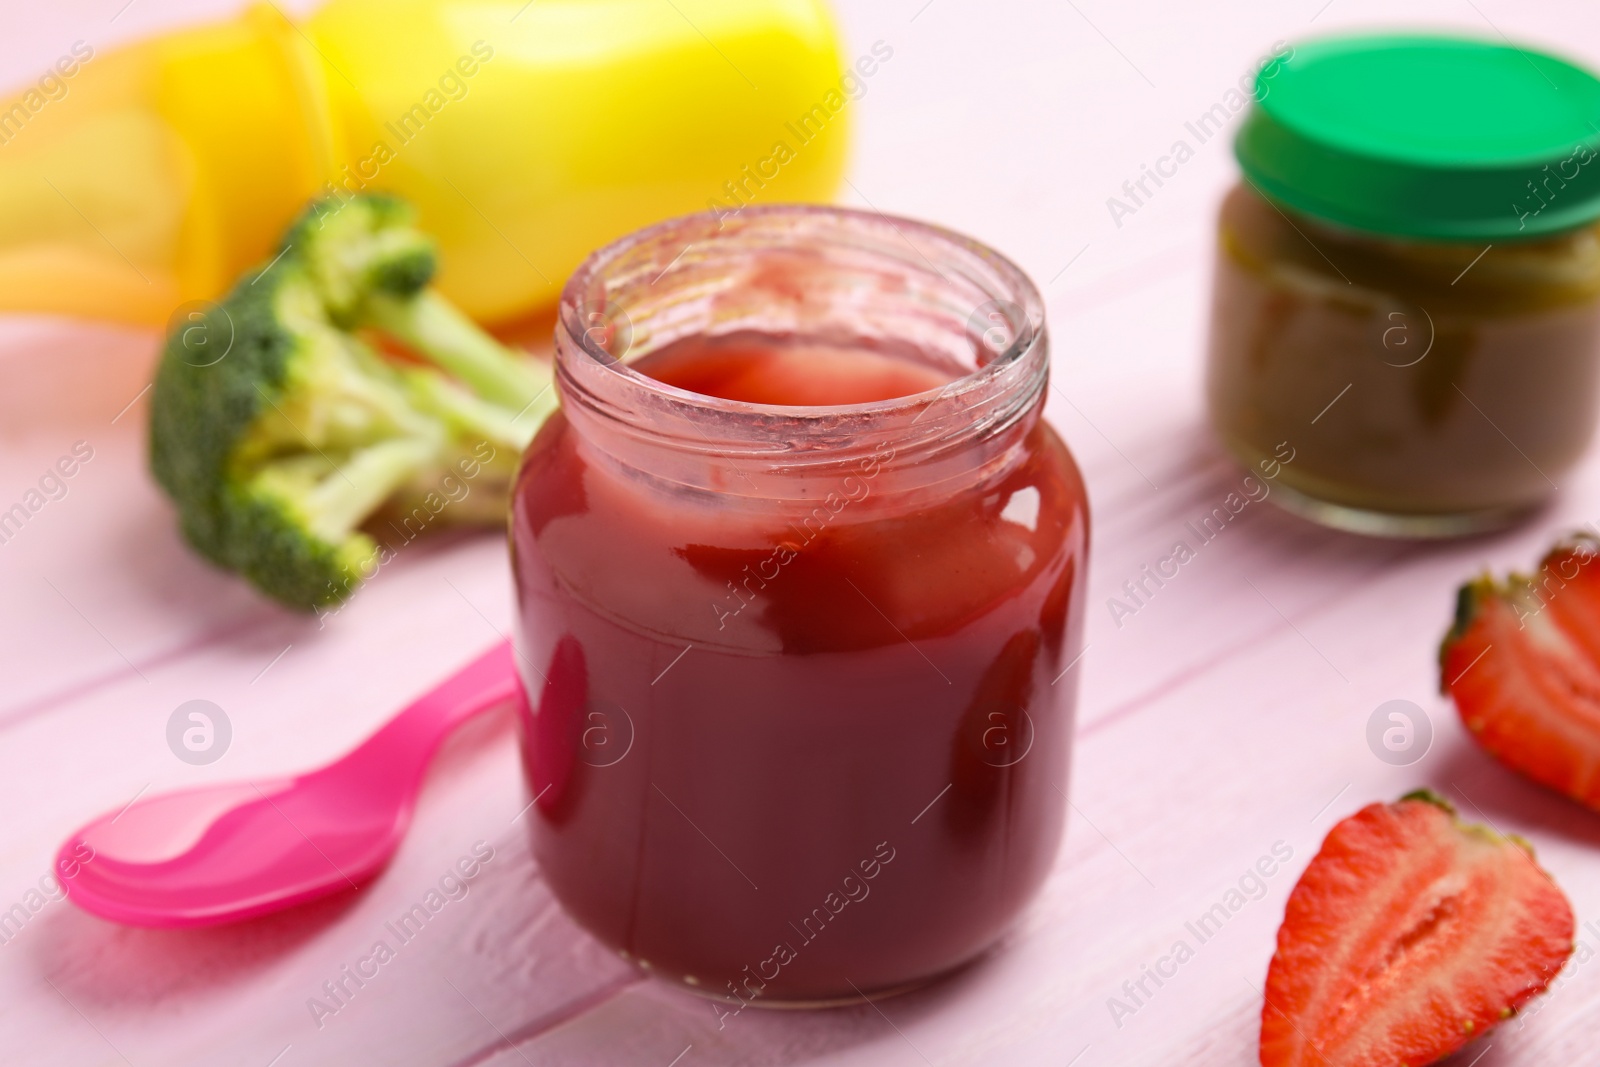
top-left (1206, 35), bottom-right (1600, 536)
top-left (509, 205), bottom-right (1088, 1005)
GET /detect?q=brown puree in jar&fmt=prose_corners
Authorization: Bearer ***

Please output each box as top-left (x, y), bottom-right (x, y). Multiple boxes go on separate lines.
top-left (1207, 184), bottom-right (1600, 531)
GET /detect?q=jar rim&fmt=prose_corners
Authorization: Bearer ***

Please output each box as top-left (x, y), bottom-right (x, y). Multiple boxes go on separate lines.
top-left (555, 204), bottom-right (1048, 446)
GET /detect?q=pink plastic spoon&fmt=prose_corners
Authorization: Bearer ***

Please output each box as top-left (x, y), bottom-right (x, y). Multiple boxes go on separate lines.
top-left (58, 641), bottom-right (520, 928)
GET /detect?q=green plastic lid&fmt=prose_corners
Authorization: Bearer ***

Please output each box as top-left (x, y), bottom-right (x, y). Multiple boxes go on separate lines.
top-left (1236, 34), bottom-right (1600, 241)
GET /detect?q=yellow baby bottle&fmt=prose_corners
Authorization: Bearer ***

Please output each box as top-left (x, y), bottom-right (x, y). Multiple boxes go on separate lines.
top-left (0, 0), bottom-right (850, 327)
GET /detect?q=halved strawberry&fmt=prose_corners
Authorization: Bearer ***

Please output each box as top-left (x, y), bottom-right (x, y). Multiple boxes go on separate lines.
top-left (1441, 533), bottom-right (1600, 809)
top-left (1260, 792), bottom-right (1572, 1067)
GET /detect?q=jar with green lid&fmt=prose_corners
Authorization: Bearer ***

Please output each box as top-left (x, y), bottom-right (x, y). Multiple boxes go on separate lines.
top-left (1206, 34), bottom-right (1600, 536)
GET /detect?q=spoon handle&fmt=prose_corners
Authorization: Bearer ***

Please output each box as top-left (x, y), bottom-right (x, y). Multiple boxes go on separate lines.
top-left (343, 641), bottom-right (522, 773)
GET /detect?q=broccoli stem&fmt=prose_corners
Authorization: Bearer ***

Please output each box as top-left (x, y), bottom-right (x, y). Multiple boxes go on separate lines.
top-left (300, 438), bottom-right (440, 542)
top-left (402, 369), bottom-right (536, 452)
top-left (366, 289), bottom-right (550, 413)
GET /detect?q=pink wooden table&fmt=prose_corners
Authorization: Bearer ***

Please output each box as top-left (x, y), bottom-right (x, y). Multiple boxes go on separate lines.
top-left (6, 1), bottom-right (1600, 1063)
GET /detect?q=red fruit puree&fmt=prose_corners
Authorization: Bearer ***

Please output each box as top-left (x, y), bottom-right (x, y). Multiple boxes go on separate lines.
top-left (511, 323), bottom-right (1087, 1005)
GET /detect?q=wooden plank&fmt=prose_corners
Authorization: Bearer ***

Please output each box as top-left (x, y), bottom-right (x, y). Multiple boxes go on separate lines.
top-left (0, 319), bottom-right (313, 742)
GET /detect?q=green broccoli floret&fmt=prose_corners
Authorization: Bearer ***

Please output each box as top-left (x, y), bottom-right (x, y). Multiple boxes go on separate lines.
top-left (149, 194), bottom-right (559, 612)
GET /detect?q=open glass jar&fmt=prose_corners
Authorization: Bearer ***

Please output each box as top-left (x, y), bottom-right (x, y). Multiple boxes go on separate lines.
top-left (1207, 35), bottom-right (1600, 536)
top-left (509, 205), bottom-right (1088, 1005)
